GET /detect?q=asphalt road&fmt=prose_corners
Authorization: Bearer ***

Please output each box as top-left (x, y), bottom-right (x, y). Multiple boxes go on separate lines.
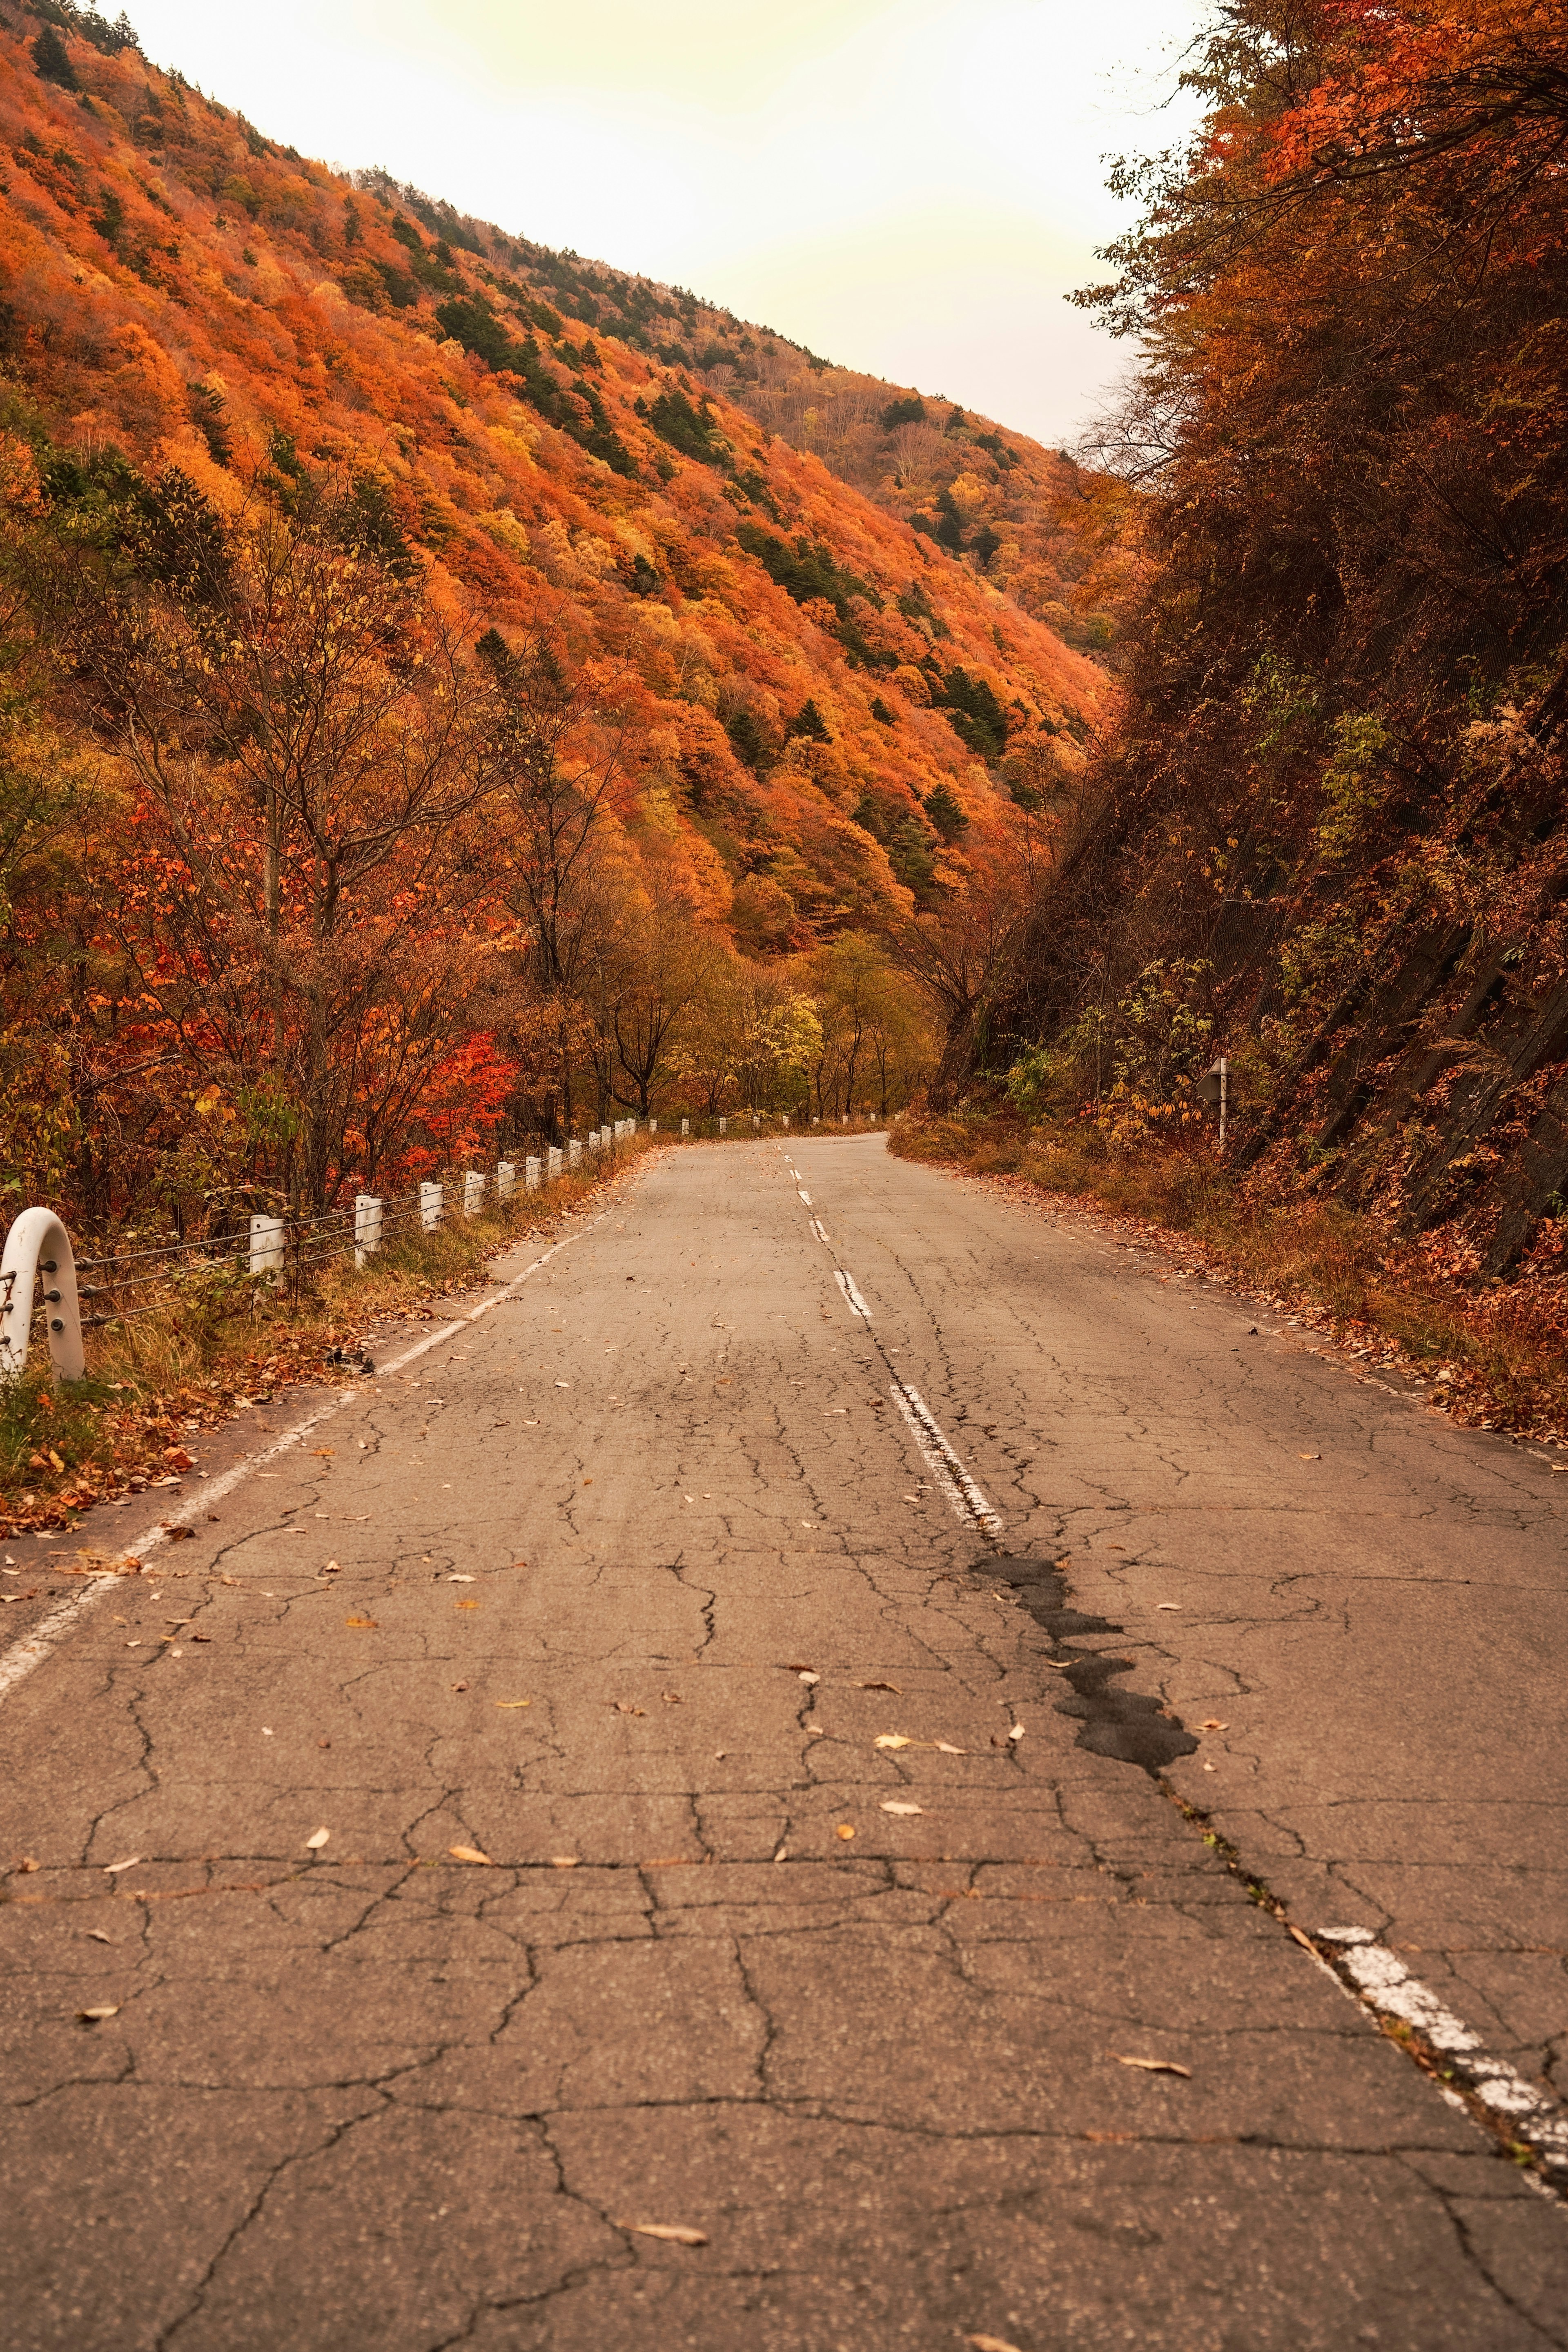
top-left (2, 1134), bottom-right (1566, 2350)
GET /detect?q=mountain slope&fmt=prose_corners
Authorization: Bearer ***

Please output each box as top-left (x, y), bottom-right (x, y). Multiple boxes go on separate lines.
top-left (0, 0), bottom-right (1107, 948)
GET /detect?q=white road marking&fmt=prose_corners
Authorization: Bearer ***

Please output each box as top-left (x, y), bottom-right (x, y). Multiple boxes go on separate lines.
top-left (834, 1270), bottom-right (872, 1320)
top-left (797, 1189), bottom-right (813, 1206)
top-left (0, 1227), bottom-right (590, 1708)
top-left (810, 1218), bottom-right (830, 1245)
top-left (1317, 1928), bottom-right (1568, 2171)
top-left (889, 1380), bottom-right (1002, 1538)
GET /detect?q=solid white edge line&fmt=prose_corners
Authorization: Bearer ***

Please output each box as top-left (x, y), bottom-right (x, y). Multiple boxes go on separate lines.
top-left (1318, 1928), bottom-right (1568, 2166)
top-left (889, 1379), bottom-right (1002, 1537)
top-left (0, 1223), bottom-right (593, 1706)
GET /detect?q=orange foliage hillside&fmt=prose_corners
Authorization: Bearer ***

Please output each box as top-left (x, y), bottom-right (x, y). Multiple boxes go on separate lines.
top-left (0, 4), bottom-right (1107, 944)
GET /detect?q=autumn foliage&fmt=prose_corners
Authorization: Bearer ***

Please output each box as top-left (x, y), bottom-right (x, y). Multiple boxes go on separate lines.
top-left (1018, 0), bottom-right (1568, 1285)
top-left (0, 0), bottom-right (1105, 1232)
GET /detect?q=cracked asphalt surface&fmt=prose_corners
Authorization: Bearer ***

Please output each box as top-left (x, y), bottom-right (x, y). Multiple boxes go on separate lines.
top-left (3, 1133), bottom-right (1567, 2350)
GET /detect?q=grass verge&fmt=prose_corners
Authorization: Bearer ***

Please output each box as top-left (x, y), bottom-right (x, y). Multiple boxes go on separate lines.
top-left (891, 1110), bottom-right (1568, 1454)
top-left (0, 1140), bottom-right (657, 1537)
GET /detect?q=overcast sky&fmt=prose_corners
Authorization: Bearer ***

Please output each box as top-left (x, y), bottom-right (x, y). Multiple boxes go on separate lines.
top-left (126, 0), bottom-right (1206, 446)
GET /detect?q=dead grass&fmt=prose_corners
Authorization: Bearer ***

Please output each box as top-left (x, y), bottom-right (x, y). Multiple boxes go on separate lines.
top-left (0, 1141), bottom-right (656, 1535)
top-left (891, 1111), bottom-right (1568, 1453)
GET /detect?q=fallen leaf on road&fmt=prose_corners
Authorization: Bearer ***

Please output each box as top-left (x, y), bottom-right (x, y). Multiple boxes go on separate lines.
top-left (880, 1801), bottom-right (924, 1816)
top-left (454, 1600), bottom-right (479, 1611)
top-left (874, 1733), bottom-right (911, 1749)
top-left (662, 1690), bottom-right (683, 1704)
top-left (449, 1846), bottom-right (494, 1866)
top-left (967, 2336), bottom-right (1025, 2352)
top-left (555, 1381), bottom-right (570, 1389)
top-left (495, 1700), bottom-right (531, 1709)
top-left (1298, 1452), bottom-right (1321, 1461)
top-left (1288, 1925), bottom-right (1317, 1953)
top-left (86, 1929), bottom-right (111, 1944)
top-left (773, 1845), bottom-right (788, 1863)
top-left (611, 1702), bottom-right (646, 1716)
top-left (448, 1575), bottom-right (476, 1583)
top-left (1156, 1602), bottom-right (1182, 1611)
top-left (550, 1855), bottom-right (579, 1868)
top-left (78, 2005), bottom-right (120, 2023)
top-left (322, 1559), bottom-right (341, 1575)
top-left (1113, 2054), bottom-right (1192, 2078)
top-left (305, 1828), bottom-right (330, 1851)
top-left (860, 1680), bottom-right (901, 1694)
top-left (345, 1617), bottom-right (378, 1629)
top-left (1199, 1719), bottom-right (1229, 1732)
top-left (166, 1525), bottom-right (195, 1542)
top-left (15, 1856), bottom-right (39, 1873)
top-left (836, 1824), bottom-right (856, 1840)
top-left (797, 1671), bottom-right (820, 1686)
top-left (103, 1856), bottom-right (143, 1875)
top-left (1007, 1723), bottom-right (1025, 1742)
top-left (617, 2221), bottom-right (708, 2246)
top-left (935, 1741), bottom-right (966, 1755)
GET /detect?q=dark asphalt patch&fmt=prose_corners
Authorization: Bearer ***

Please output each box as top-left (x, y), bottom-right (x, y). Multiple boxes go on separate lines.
top-left (986, 1555), bottom-right (1200, 1773)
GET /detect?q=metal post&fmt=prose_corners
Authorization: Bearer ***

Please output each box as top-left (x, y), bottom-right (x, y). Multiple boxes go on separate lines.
top-left (0, 1207), bottom-right (86, 1382)
top-left (249, 1213), bottom-right (285, 1276)
top-left (354, 1194), bottom-right (383, 1267)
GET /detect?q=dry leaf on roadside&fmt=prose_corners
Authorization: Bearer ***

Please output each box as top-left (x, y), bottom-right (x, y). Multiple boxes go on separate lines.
top-left (78, 2005), bottom-right (120, 2022)
top-left (345, 1616), bottom-right (377, 1629)
top-left (836, 1824), bottom-right (856, 1840)
top-left (1007, 1723), bottom-right (1025, 1742)
top-left (102, 1855), bottom-right (143, 1875)
top-left (16, 1856), bottom-right (39, 1873)
top-left (874, 1733), bottom-right (911, 1749)
top-left (454, 1600), bottom-right (479, 1611)
top-left (617, 2220), bottom-right (708, 2246)
top-left (1156, 1602), bottom-right (1181, 1611)
top-left (1113, 2054), bottom-right (1191, 2078)
top-left (1298, 1452), bottom-right (1321, 1461)
top-left (880, 1801), bottom-right (924, 1816)
top-left (860, 1680), bottom-right (901, 1694)
top-left (449, 1846), bottom-right (494, 1866)
top-left (611, 1702), bottom-right (646, 1716)
top-left (934, 1740), bottom-right (967, 1754)
top-left (797, 1670), bottom-right (820, 1686)
top-left (1199, 1719), bottom-right (1229, 1732)
top-left (550, 1855), bottom-right (579, 1869)
top-left (967, 2336), bottom-right (1025, 2352)
top-left (448, 1575), bottom-right (476, 1583)
top-left (305, 1828), bottom-right (330, 1851)
top-left (495, 1700), bottom-right (531, 1709)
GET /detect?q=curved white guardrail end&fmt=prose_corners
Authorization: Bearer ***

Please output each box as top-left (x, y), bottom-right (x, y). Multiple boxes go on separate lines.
top-left (0, 1207), bottom-right (86, 1382)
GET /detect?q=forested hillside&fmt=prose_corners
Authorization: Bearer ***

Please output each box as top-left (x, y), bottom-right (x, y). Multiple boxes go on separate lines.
top-left (988, 0), bottom-right (1568, 1288)
top-left (0, 0), bottom-right (1107, 1228)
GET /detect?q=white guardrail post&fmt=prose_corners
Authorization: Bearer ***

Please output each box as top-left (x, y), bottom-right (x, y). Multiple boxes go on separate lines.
top-left (568, 1139), bottom-right (582, 1170)
top-left (648, 1117), bottom-right (657, 1134)
top-left (497, 1160), bottom-right (516, 1200)
top-left (547, 1146), bottom-right (562, 1180)
top-left (525, 1156), bottom-right (541, 1192)
top-left (463, 1171), bottom-right (485, 1217)
top-left (249, 1214), bottom-right (285, 1276)
top-left (354, 1194), bottom-right (383, 1267)
top-left (0, 1207), bottom-right (86, 1382)
top-left (420, 1181), bottom-right (443, 1231)
top-left (718, 1116), bottom-right (727, 1136)
top-left (681, 1118), bottom-right (689, 1137)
